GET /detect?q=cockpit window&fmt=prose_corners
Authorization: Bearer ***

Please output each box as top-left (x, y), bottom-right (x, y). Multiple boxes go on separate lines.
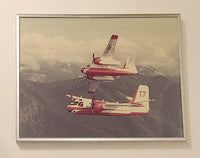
top-left (70, 101), bottom-right (79, 105)
top-left (78, 102), bottom-right (83, 106)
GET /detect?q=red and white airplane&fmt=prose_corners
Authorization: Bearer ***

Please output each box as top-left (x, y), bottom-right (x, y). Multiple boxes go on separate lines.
top-left (81, 35), bottom-right (137, 94)
top-left (66, 85), bottom-right (153, 116)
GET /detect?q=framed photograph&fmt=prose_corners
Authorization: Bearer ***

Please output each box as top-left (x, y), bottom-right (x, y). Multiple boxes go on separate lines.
top-left (17, 14), bottom-right (186, 141)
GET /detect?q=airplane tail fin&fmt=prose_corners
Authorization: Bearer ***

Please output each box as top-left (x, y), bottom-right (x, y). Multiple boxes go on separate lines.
top-left (123, 57), bottom-right (137, 74)
top-left (131, 85), bottom-right (149, 110)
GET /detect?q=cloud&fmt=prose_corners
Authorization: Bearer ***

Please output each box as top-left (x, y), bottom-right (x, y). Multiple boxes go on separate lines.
top-left (20, 33), bottom-right (93, 68)
top-left (116, 37), bottom-right (179, 67)
top-left (20, 33), bottom-right (180, 76)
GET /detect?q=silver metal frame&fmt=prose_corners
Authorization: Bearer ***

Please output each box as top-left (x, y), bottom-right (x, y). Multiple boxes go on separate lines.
top-left (16, 14), bottom-right (187, 142)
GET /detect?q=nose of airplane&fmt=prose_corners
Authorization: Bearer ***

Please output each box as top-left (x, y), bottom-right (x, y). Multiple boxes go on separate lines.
top-left (66, 106), bottom-right (72, 112)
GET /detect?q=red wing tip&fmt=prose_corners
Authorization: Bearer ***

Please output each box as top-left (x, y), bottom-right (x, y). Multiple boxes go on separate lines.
top-left (111, 35), bottom-right (118, 39)
top-left (88, 91), bottom-right (94, 94)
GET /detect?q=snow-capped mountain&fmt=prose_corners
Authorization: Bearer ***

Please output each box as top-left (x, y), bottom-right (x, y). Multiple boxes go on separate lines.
top-left (20, 62), bottom-right (83, 82)
top-left (19, 65), bottom-right (183, 138)
top-left (20, 62), bottom-right (169, 83)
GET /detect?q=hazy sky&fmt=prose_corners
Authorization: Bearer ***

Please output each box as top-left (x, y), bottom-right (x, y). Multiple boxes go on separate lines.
top-left (19, 17), bottom-right (180, 76)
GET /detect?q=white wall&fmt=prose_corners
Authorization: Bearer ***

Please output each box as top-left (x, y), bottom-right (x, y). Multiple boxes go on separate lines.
top-left (0, 0), bottom-right (199, 157)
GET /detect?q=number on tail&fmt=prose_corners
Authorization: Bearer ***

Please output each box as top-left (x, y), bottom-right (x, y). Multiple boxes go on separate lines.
top-left (139, 91), bottom-right (146, 97)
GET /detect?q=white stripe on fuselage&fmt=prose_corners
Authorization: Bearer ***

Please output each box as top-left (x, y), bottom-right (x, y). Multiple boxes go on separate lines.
top-left (100, 110), bottom-right (132, 114)
top-left (103, 103), bottom-right (149, 113)
top-left (89, 64), bottom-right (131, 72)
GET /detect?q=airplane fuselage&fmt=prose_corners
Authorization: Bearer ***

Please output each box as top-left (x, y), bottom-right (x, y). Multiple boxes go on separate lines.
top-left (66, 100), bottom-right (149, 116)
top-left (81, 66), bottom-right (136, 80)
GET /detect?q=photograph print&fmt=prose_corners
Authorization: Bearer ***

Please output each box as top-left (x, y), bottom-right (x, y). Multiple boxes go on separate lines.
top-left (17, 14), bottom-right (185, 141)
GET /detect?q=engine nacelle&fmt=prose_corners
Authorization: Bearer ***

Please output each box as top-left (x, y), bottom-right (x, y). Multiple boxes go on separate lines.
top-left (93, 57), bottom-right (120, 66)
top-left (93, 57), bottom-right (101, 65)
top-left (93, 101), bottom-right (105, 113)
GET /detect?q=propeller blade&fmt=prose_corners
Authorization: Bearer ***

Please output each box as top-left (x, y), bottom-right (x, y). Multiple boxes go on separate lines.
top-left (91, 95), bottom-right (95, 108)
top-left (92, 53), bottom-right (95, 63)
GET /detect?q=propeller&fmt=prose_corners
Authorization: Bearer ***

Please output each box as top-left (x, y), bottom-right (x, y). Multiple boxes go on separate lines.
top-left (91, 95), bottom-right (95, 113)
top-left (83, 75), bottom-right (88, 80)
top-left (70, 94), bottom-right (73, 101)
top-left (92, 53), bottom-right (95, 63)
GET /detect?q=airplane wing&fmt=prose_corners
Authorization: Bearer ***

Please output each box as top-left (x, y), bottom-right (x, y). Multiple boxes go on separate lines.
top-left (88, 80), bottom-right (100, 94)
top-left (102, 35), bottom-right (118, 58)
top-left (65, 94), bottom-right (80, 101)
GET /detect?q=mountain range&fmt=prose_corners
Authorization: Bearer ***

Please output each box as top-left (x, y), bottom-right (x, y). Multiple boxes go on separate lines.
top-left (19, 64), bottom-right (184, 138)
